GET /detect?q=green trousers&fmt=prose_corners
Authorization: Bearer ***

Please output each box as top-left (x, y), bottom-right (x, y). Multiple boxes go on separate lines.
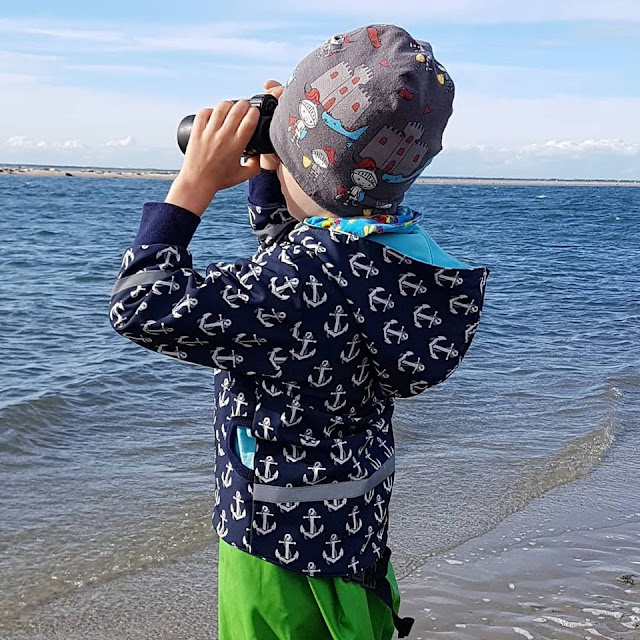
top-left (218, 538), bottom-right (401, 640)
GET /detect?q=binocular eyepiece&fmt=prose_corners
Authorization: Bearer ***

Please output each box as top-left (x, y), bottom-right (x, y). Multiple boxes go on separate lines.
top-left (177, 94), bottom-right (278, 157)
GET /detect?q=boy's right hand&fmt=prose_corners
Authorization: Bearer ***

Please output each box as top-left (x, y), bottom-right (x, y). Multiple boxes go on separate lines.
top-left (261, 80), bottom-right (284, 172)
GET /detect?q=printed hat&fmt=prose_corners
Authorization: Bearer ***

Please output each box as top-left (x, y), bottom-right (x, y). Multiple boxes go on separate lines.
top-left (270, 24), bottom-right (454, 217)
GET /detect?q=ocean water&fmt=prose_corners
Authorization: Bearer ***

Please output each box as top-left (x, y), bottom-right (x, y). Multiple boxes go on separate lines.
top-left (0, 175), bottom-right (638, 625)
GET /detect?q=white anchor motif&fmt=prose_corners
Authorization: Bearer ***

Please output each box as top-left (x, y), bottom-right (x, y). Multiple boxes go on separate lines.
top-left (348, 458), bottom-right (368, 481)
top-left (253, 453), bottom-right (279, 481)
top-left (340, 335), bottom-right (361, 363)
top-left (177, 335), bottom-right (208, 346)
top-left (465, 320), bottom-right (480, 343)
top-left (277, 483), bottom-right (300, 512)
top-left (230, 490), bottom-right (247, 520)
top-left (303, 461), bottom-right (327, 486)
top-left (413, 303), bottom-right (442, 328)
top-left (358, 430), bottom-right (375, 456)
top-left (321, 262), bottom-right (348, 287)
top-left (269, 275), bottom-right (300, 301)
top-left (155, 246), bottom-right (180, 269)
top-left (382, 319), bottom-right (410, 345)
top-left (281, 396), bottom-right (303, 428)
top-left (330, 439), bottom-right (353, 465)
top-left (141, 319), bottom-right (174, 335)
top-left (121, 331), bottom-right (152, 344)
top-left (398, 351), bottom-right (425, 373)
top-left (382, 246), bottom-right (411, 264)
top-left (275, 533), bottom-right (299, 564)
top-left (267, 347), bottom-right (288, 375)
top-left (325, 384), bottom-right (347, 412)
top-left (171, 293), bottom-right (198, 318)
top-left (351, 359), bottom-right (369, 387)
top-left (349, 252), bottom-right (379, 278)
top-left (109, 301), bottom-right (127, 328)
top-left (121, 248), bottom-right (134, 269)
top-left (377, 436), bottom-right (394, 459)
top-left (365, 452), bottom-right (382, 472)
top-left (277, 247), bottom-right (298, 271)
top-left (289, 327), bottom-right (317, 361)
top-left (234, 333), bottom-right (267, 348)
top-left (410, 380), bottom-right (430, 395)
top-left (211, 347), bottom-right (244, 368)
top-left (300, 508), bottom-right (325, 539)
top-left (434, 268), bottom-right (463, 288)
top-left (301, 235), bottom-right (327, 255)
top-left (373, 494), bottom-right (387, 524)
top-left (479, 269), bottom-right (488, 294)
top-left (324, 497), bottom-right (347, 511)
top-left (218, 378), bottom-right (231, 407)
top-left (261, 380), bottom-right (283, 397)
top-left (256, 308), bottom-right (287, 328)
top-left (428, 336), bottom-right (459, 360)
top-left (398, 272), bottom-right (428, 296)
top-left (303, 275), bottom-right (327, 307)
top-left (238, 263), bottom-right (263, 289)
top-left (383, 475), bottom-right (394, 493)
top-left (308, 360), bottom-right (333, 388)
top-left (216, 509), bottom-right (228, 537)
top-left (242, 528), bottom-right (252, 553)
top-left (323, 534), bottom-right (344, 565)
top-left (156, 344), bottom-right (187, 360)
top-left (231, 393), bottom-right (248, 417)
top-left (371, 542), bottom-right (382, 559)
top-left (449, 294), bottom-right (479, 315)
top-left (253, 505), bottom-right (277, 535)
top-left (283, 443), bottom-right (306, 463)
top-left (221, 461), bottom-right (233, 488)
top-left (221, 284), bottom-right (249, 309)
top-left (257, 416), bottom-right (275, 441)
top-left (368, 287), bottom-right (395, 312)
top-left (360, 526), bottom-right (375, 553)
top-left (129, 284), bottom-right (146, 298)
top-left (198, 313), bottom-right (231, 336)
top-left (348, 556), bottom-right (360, 573)
top-left (302, 562), bottom-right (321, 577)
top-left (346, 505), bottom-right (363, 535)
top-left (323, 306), bottom-right (349, 338)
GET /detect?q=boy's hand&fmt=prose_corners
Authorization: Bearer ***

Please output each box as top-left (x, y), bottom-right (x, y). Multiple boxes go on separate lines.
top-left (165, 100), bottom-right (260, 217)
top-left (261, 80), bottom-right (284, 172)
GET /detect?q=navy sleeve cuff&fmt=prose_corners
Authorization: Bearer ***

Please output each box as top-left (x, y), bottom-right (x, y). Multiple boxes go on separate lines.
top-left (134, 202), bottom-right (201, 247)
top-left (248, 169), bottom-right (286, 208)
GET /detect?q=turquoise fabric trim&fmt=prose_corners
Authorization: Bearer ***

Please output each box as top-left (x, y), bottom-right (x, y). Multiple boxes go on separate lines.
top-left (234, 426), bottom-right (256, 469)
top-left (368, 226), bottom-right (470, 269)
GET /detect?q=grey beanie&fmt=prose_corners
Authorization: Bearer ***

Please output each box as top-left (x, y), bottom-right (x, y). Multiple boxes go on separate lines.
top-left (270, 24), bottom-right (454, 217)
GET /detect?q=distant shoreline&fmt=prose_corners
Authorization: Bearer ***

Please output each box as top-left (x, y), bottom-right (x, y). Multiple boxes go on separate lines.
top-left (1, 164), bottom-right (639, 187)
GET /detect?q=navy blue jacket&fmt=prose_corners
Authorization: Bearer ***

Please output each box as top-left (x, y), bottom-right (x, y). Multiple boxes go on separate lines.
top-left (109, 170), bottom-right (488, 577)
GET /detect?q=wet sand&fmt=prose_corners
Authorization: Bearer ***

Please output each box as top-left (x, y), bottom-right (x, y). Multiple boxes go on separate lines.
top-left (1, 165), bottom-right (639, 186)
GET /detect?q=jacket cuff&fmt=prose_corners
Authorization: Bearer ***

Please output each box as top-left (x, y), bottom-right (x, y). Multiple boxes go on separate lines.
top-left (248, 169), bottom-right (286, 208)
top-left (134, 202), bottom-right (201, 247)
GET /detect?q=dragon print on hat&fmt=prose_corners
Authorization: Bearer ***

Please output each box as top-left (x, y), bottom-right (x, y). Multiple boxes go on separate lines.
top-left (270, 24), bottom-right (455, 217)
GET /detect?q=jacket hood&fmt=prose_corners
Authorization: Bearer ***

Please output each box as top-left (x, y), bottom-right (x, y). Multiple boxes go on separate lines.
top-left (300, 225), bottom-right (488, 398)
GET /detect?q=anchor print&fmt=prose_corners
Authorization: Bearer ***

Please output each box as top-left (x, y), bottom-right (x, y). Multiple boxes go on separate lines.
top-left (398, 272), bottom-right (427, 296)
top-left (348, 458), bottom-right (368, 481)
top-left (211, 346), bottom-right (244, 368)
top-left (216, 509), bottom-right (228, 537)
top-left (253, 505), bottom-right (277, 535)
top-left (230, 490), bottom-right (247, 520)
top-left (413, 304), bottom-right (441, 328)
top-left (269, 275), bottom-right (300, 301)
top-left (330, 439), bottom-right (353, 465)
top-left (308, 360), bottom-right (333, 387)
top-left (221, 461), bottom-right (233, 488)
top-left (302, 275), bottom-right (328, 308)
top-left (171, 293), bottom-right (198, 318)
top-left (151, 277), bottom-right (180, 296)
top-left (300, 508), bottom-right (325, 540)
top-left (283, 443), bottom-right (306, 463)
top-left (434, 268), bottom-right (463, 288)
top-left (373, 494), bottom-right (387, 524)
top-left (222, 284), bottom-right (250, 309)
top-left (109, 301), bottom-right (127, 329)
top-left (349, 252), bottom-right (379, 278)
top-left (156, 344), bottom-right (187, 360)
top-left (351, 359), bottom-right (369, 387)
top-left (346, 505), bottom-right (363, 535)
top-left (155, 246), bottom-right (180, 269)
top-left (302, 562), bottom-right (321, 577)
top-left (322, 534), bottom-right (345, 565)
top-left (255, 308), bottom-right (287, 328)
top-left (303, 461), bottom-right (327, 485)
top-left (360, 526), bottom-right (375, 553)
top-left (275, 534), bottom-right (299, 564)
top-left (465, 320), bottom-right (480, 343)
top-left (368, 287), bottom-right (395, 312)
top-left (340, 334), bottom-right (362, 363)
top-left (325, 384), bottom-right (347, 412)
top-left (238, 263), bottom-right (263, 289)
top-left (255, 456), bottom-right (279, 483)
top-left (428, 336), bottom-right (459, 360)
top-left (324, 497), bottom-right (347, 511)
top-left (323, 306), bottom-right (349, 338)
top-left (234, 333), bottom-right (267, 348)
top-left (300, 429), bottom-right (321, 447)
top-left (449, 294), bottom-right (479, 315)
top-left (397, 351), bottom-right (425, 373)
top-left (321, 262), bottom-right (349, 287)
top-left (141, 319), bottom-right (173, 335)
top-left (198, 313), bottom-right (231, 336)
top-left (281, 396), bottom-right (303, 428)
top-left (257, 416), bottom-right (275, 440)
top-left (382, 319), bottom-right (409, 344)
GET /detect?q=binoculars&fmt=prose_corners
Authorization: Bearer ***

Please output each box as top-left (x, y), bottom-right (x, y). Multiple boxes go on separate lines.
top-left (177, 94), bottom-right (278, 157)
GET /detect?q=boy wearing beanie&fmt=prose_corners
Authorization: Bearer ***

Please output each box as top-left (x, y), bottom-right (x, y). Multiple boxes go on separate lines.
top-left (109, 24), bottom-right (488, 640)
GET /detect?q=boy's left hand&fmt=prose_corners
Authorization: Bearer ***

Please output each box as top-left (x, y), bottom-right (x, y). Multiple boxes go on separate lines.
top-left (165, 100), bottom-right (261, 217)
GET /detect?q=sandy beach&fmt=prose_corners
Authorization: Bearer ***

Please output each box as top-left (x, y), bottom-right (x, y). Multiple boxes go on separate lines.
top-left (2, 165), bottom-right (639, 187)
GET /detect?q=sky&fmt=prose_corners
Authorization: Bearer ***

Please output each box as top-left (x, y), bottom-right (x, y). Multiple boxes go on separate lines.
top-left (1, 1), bottom-right (639, 179)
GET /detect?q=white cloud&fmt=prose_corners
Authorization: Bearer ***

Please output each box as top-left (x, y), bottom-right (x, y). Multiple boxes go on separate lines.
top-left (521, 139), bottom-right (640, 156)
top-left (62, 139), bottom-right (84, 150)
top-left (105, 136), bottom-right (135, 148)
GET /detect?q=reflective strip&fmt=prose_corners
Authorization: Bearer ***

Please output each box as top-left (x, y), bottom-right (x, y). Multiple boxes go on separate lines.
top-left (111, 271), bottom-right (169, 296)
top-left (252, 454), bottom-right (395, 503)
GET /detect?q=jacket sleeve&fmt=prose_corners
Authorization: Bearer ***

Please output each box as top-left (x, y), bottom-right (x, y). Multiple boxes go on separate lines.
top-left (248, 169), bottom-right (296, 246)
top-left (109, 201), bottom-right (302, 376)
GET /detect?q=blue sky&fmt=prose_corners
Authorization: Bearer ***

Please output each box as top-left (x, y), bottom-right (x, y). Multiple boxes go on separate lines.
top-left (1, 1), bottom-right (639, 178)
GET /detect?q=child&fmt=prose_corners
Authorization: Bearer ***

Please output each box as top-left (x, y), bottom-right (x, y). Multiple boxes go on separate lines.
top-left (109, 24), bottom-right (488, 640)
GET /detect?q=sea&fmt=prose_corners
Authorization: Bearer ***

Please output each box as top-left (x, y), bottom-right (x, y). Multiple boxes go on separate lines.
top-left (0, 174), bottom-right (639, 634)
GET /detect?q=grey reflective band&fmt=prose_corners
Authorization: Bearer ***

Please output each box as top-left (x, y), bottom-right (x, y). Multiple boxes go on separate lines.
top-left (252, 454), bottom-right (395, 503)
top-left (111, 271), bottom-right (169, 296)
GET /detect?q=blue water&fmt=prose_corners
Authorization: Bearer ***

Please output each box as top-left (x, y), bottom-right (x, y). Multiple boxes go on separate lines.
top-left (1, 175), bottom-right (638, 622)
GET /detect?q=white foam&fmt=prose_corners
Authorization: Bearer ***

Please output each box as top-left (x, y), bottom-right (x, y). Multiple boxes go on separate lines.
top-left (582, 608), bottom-right (623, 619)
top-left (513, 627), bottom-right (534, 639)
